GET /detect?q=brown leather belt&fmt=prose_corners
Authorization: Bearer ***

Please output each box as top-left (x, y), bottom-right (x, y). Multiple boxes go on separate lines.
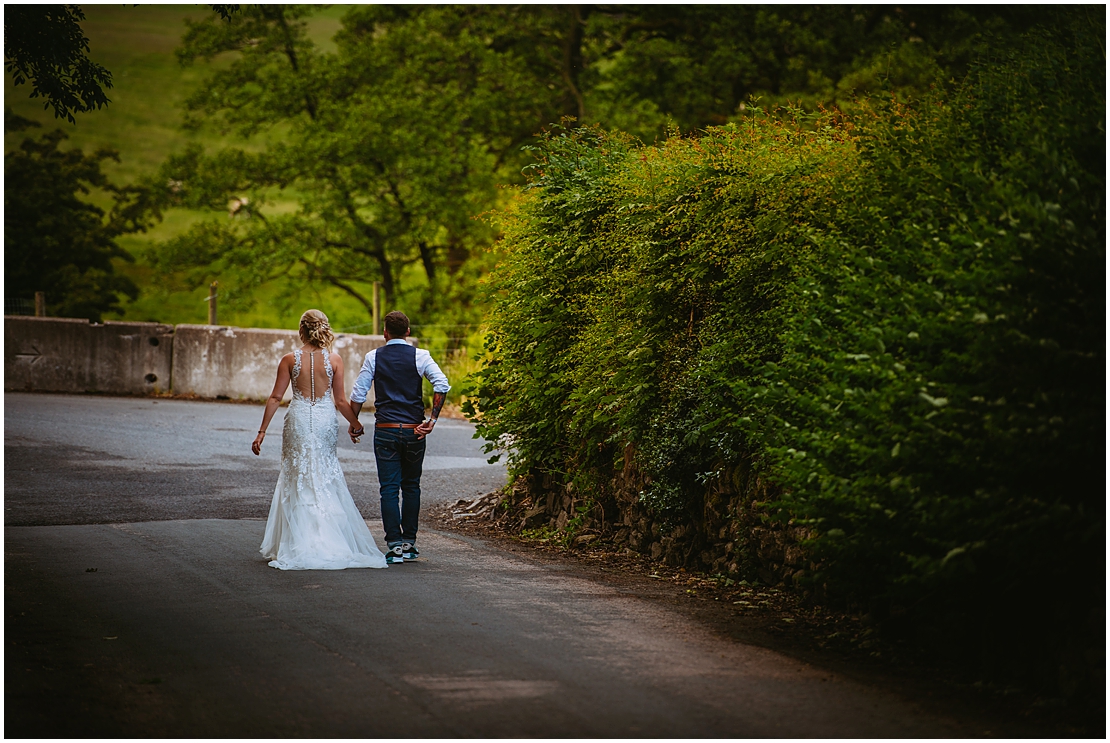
top-left (375, 422), bottom-right (421, 429)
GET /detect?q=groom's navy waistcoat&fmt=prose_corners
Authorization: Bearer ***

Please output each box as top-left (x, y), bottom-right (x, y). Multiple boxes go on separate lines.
top-left (373, 344), bottom-right (425, 423)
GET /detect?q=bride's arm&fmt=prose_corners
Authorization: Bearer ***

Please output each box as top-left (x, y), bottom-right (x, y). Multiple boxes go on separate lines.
top-left (330, 353), bottom-right (364, 432)
top-left (252, 354), bottom-right (293, 455)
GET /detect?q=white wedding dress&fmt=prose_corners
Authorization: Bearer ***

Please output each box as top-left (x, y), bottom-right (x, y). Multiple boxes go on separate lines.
top-left (260, 349), bottom-right (387, 570)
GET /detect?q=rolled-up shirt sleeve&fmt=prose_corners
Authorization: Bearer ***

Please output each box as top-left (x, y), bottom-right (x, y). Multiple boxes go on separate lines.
top-left (416, 349), bottom-right (451, 394)
top-left (349, 350), bottom-right (376, 403)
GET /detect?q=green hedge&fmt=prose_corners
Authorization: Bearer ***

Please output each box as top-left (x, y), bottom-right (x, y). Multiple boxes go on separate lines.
top-left (469, 18), bottom-right (1103, 672)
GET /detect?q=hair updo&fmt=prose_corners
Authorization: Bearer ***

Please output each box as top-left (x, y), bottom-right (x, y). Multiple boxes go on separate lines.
top-left (299, 309), bottom-right (335, 349)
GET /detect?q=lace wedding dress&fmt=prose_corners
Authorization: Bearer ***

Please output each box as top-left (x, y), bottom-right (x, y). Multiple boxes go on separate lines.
top-left (260, 349), bottom-right (387, 570)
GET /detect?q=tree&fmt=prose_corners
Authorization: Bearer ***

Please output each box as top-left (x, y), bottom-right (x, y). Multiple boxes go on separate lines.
top-left (155, 5), bottom-right (568, 324)
top-left (4, 109), bottom-right (162, 320)
top-left (580, 5), bottom-right (1041, 137)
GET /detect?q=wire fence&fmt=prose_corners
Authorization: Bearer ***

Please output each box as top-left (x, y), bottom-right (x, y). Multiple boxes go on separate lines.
top-left (413, 325), bottom-right (485, 403)
top-left (334, 321), bottom-right (481, 334)
top-left (5, 298), bottom-right (35, 316)
top-left (333, 321), bottom-right (483, 352)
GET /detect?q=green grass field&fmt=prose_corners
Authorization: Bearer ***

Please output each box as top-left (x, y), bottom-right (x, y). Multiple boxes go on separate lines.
top-left (5, 5), bottom-right (360, 331)
top-left (5, 5), bottom-right (344, 184)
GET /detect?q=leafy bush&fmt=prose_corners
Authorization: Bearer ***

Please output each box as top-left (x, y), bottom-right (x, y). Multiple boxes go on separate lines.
top-left (469, 16), bottom-right (1103, 681)
top-left (728, 24), bottom-right (1104, 610)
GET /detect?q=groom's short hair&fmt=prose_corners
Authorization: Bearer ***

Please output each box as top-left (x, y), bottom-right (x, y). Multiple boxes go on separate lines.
top-left (384, 311), bottom-right (410, 337)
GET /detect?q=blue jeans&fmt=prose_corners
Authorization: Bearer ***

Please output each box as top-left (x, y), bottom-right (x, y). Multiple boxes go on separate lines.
top-left (374, 427), bottom-right (426, 547)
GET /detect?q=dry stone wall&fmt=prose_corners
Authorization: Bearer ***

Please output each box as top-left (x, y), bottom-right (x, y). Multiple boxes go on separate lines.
top-left (483, 448), bottom-right (815, 589)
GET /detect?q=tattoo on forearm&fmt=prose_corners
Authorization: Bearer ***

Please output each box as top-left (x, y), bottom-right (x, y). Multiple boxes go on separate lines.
top-left (431, 391), bottom-right (446, 419)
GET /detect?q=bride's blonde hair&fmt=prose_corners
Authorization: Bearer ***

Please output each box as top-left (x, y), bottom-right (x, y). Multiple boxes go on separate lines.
top-left (299, 309), bottom-right (335, 349)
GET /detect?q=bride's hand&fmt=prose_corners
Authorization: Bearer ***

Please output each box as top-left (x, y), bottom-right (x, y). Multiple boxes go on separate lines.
top-left (348, 423), bottom-right (364, 444)
top-left (252, 431), bottom-right (265, 455)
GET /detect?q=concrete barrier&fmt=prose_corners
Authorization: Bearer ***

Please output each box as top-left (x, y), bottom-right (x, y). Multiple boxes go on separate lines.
top-left (5, 317), bottom-right (409, 402)
top-left (169, 324), bottom-right (401, 402)
top-left (4, 316), bottom-right (174, 395)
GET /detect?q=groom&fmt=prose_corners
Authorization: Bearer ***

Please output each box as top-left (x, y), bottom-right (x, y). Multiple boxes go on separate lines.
top-left (349, 311), bottom-right (450, 565)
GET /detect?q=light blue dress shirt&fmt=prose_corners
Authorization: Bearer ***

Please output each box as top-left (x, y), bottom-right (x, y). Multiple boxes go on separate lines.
top-left (349, 338), bottom-right (451, 404)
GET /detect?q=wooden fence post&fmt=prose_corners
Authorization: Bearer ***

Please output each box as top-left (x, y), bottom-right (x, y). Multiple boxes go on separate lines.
top-left (208, 281), bottom-right (218, 325)
top-left (372, 281), bottom-right (380, 335)
top-left (34, 292), bottom-right (45, 317)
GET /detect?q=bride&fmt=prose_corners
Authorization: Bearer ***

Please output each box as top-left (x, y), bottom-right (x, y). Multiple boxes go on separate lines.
top-left (251, 309), bottom-right (387, 570)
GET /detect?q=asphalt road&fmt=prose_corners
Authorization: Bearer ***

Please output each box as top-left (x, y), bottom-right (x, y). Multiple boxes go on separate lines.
top-left (5, 393), bottom-right (503, 526)
top-left (5, 393), bottom-right (966, 737)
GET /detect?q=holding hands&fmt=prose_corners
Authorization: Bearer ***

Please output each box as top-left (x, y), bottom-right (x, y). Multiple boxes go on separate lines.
top-left (257, 422), bottom-right (364, 453)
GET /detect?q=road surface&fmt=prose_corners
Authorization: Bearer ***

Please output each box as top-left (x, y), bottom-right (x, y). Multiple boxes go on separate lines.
top-left (6, 393), bottom-right (970, 736)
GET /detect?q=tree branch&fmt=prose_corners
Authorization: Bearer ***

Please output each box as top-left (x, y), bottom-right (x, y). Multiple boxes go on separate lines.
top-left (369, 158), bottom-right (438, 286)
top-left (265, 6), bottom-right (318, 119)
top-left (325, 277), bottom-right (374, 316)
top-left (336, 192), bottom-right (396, 303)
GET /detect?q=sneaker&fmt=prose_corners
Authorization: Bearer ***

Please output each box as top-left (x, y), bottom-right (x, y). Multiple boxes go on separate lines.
top-left (385, 545), bottom-right (405, 565)
top-left (402, 543), bottom-right (419, 561)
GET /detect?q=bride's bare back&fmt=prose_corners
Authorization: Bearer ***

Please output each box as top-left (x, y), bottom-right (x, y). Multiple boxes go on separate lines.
top-left (292, 347), bottom-right (335, 403)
